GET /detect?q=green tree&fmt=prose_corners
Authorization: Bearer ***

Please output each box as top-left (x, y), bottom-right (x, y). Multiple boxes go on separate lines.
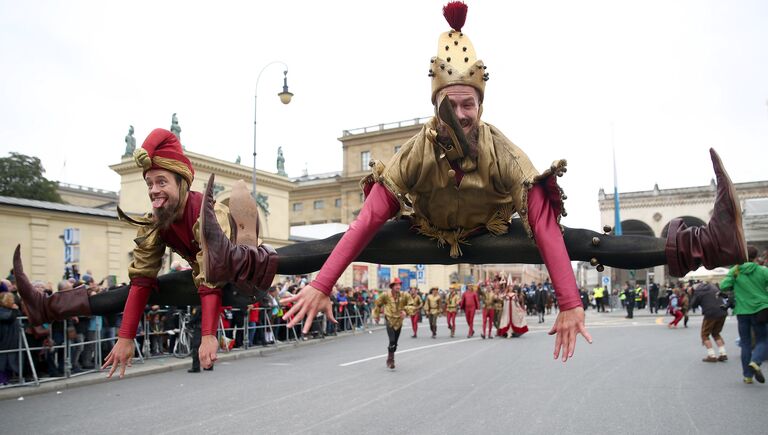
top-left (0, 152), bottom-right (63, 202)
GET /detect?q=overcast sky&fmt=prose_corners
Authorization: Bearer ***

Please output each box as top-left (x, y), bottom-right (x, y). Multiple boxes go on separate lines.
top-left (1, 0), bottom-right (766, 231)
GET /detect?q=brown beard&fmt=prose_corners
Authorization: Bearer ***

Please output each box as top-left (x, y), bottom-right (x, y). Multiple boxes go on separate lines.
top-left (435, 124), bottom-right (480, 159)
top-left (152, 196), bottom-right (183, 231)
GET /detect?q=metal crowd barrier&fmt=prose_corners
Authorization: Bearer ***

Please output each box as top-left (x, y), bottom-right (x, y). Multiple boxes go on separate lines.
top-left (1, 302), bottom-right (375, 390)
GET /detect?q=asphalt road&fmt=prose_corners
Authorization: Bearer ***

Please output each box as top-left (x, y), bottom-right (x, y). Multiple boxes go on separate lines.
top-left (2, 310), bottom-right (766, 435)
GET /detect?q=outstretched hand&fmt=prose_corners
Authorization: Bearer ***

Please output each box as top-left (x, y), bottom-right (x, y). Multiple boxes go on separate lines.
top-left (548, 306), bottom-right (592, 362)
top-left (102, 337), bottom-right (134, 378)
top-left (281, 285), bottom-right (337, 335)
top-left (200, 335), bottom-right (218, 369)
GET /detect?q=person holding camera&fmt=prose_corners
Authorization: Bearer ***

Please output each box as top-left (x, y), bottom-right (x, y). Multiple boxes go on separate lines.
top-left (689, 282), bottom-right (728, 363)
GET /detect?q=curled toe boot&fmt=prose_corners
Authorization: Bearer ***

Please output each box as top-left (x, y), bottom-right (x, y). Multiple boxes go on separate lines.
top-left (13, 245), bottom-right (91, 325)
top-left (665, 148), bottom-right (747, 276)
top-left (201, 174), bottom-right (278, 290)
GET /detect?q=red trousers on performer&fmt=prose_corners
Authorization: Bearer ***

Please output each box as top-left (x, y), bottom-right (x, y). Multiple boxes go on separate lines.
top-left (482, 308), bottom-right (495, 338)
top-left (411, 314), bottom-right (419, 336)
top-left (669, 309), bottom-right (684, 327)
top-left (465, 307), bottom-right (476, 336)
top-left (446, 311), bottom-right (457, 331)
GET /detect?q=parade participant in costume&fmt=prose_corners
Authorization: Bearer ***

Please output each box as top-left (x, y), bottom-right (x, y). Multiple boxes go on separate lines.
top-left (493, 281), bottom-right (505, 331)
top-left (498, 287), bottom-right (529, 338)
top-left (689, 282), bottom-right (728, 363)
top-left (408, 287), bottom-right (423, 338)
top-left (200, 1), bottom-right (746, 362)
top-left (373, 278), bottom-right (418, 369)
top-left (478, 285), bottom-right (497, 339)
top-left (12, 129), bottom-right (276, 378)
top-left (460, 285), bottom-right (480, 338)
top-left (424, 287), bottom-right (443, 338)
top-left (444, 285), bottom-right (461, 337)
top-left (15, 3), bottom-right (747, 365)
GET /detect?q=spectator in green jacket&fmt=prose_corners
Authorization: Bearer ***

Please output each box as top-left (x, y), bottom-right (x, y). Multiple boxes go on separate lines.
top-left (720, 246), bottom-right (768, 384)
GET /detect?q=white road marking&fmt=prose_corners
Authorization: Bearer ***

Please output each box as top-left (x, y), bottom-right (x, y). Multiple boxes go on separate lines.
top-left (339, 337), bottom-right (480, 366)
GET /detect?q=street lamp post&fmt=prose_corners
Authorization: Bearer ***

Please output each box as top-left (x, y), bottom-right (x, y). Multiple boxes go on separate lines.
top-left (253, 61), bottom-right (293, 199)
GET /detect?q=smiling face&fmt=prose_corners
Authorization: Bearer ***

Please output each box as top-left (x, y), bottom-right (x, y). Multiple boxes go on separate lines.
top-left (145, 168), bottom-right (183, 228)
top-left (438, 85), bottom-right (480, 136)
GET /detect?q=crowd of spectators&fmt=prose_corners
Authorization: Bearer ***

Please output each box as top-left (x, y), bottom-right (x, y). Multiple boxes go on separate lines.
top-left (4, 250), bottom-right (767, 386)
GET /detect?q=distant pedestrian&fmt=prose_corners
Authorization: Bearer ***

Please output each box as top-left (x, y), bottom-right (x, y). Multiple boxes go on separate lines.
top-left (460, 285), bottom-right (480, 337)
top-left (534, 286), bottom-right (547, 323)
top-left (679, 287), bottom-right (690, 328)
top-left (648, 281), bottom-right (660, 314)
top-left (623, 285), bottom-right (635, 319)
top-left (409, 287), bottom-right (423, 338)
top-left (689, 282), bottom-right (728, 362)
top-left (424, 287), bottom-right (442, 339)
top-left (719, 246), bottom-right (768, 384)
top-left (373, 277), bottom-right (418, 369)
top-left (444, 286), bottom-right (460, 338)
top-left (668, 290), bottom-right (684, 328)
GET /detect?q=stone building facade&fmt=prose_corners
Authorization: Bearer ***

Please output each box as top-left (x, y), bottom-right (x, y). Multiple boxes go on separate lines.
top-left (587, 180), bottom-right (768, 290)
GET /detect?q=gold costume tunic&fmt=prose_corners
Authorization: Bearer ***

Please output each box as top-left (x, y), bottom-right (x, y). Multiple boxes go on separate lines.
top-left (373, 291), bottom-right (418, 331)
top-left (364, 117), bottom-right (567, 257)
top-left (120, 197), bottom-right (232, 289)
top-left (445, 292), bottom-right (461, 313)
top-left (424, 294), bottom-right (442, 316)
top-left (478, 288), bottom-right (498, 310)
top-left (410, 293), bottom-right (424, 314)
top-left (493, 293), bottom-right (504, 312)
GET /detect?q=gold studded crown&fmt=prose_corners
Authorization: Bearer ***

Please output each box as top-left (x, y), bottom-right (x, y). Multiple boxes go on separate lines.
top-left (429, 2), bottom-right (488, 104)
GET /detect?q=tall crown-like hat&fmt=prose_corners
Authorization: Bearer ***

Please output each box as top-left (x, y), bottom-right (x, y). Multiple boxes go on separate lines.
top-left (429, 2), bottom-right (488, 104)
top-left (133, 128), bottom-right (194, 186)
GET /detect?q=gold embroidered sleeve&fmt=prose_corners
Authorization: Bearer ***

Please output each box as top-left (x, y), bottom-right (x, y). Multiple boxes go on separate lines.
top-left (193, 202), bottom-right (232, 288)
top-left (403, 294), bottom-right (418, 317)
top-left (372, 294), bottom-right (387, 319)
top-left (127, 218), bottom-right (165, 280)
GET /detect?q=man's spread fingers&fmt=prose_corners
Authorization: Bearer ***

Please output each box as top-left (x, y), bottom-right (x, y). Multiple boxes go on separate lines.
top-left (302, 311), bottom-right (317, 335)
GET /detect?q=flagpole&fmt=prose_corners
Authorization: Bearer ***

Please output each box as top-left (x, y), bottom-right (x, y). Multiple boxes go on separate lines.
top-left (612, 123), bottom-right (623, 236)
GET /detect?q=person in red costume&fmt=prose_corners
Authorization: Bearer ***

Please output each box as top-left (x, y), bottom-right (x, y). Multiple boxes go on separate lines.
top-left (101, 129), bottom-right (266, 377)
top-left (13, 128), bottom-right (276, 378)
top-left (25, 3), bottom-right (745, 368)
top-left (198, 2), bottom-right (746, 363)
top-left (460, 285), bottom-right (480, 338)
top-left (276, 3), bottom-right (594, 362)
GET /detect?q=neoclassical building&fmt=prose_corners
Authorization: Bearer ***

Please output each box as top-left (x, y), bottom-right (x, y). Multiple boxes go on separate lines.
top-left (587, 180), bottom-right (768, 289)
top-left (0, 150), bottom-right (294, 287)
top-left (7, 123), bottom-right (764, 293)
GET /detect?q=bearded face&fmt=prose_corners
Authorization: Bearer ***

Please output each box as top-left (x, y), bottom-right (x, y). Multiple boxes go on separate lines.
top-left (436, 123), bottom-right (480, 159)
top-left (436, 85), bottom-right (482, 159)
top-left (145, 168), bottom-right (184, 230)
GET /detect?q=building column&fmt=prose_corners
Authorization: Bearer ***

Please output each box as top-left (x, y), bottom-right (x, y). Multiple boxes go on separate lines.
top-left (29, 217), bottom-right (49, 282)
top-left (106, 224), bottom-right (123, 282)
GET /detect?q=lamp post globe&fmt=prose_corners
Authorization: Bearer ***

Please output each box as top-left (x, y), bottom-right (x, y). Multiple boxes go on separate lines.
top-left (253, 63), bottom-right (293, 202)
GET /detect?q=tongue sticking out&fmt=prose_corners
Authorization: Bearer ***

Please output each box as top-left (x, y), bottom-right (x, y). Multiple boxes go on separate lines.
top-left (152, 197), bottom-right (167, 208)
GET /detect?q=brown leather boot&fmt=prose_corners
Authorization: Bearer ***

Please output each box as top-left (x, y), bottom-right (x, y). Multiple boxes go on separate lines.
top-left (201, 174), bottom-right (278, 290)
top-left (227, 179), bottom-right (261, 248)
top-left (386, 351), bottom-right (396, 369)
top-left (12, 245), bottom-right (91, 325)
top-left (665, 149), bottom-right (747, 277)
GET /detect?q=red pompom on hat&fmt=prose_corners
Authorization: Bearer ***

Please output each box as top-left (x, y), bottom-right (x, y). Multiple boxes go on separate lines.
top-left (443, 1), bottom-right (468, 31)
top-left (133, 128), bottom-right (194, 186)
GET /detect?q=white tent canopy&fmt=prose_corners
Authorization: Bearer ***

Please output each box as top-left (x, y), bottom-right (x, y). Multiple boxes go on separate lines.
top-left (683, 266), bottom-right (730, 281)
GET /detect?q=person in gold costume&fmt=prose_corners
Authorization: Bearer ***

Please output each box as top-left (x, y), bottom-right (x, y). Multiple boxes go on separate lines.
top-left (373, 278), bottom-right (419, 369)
